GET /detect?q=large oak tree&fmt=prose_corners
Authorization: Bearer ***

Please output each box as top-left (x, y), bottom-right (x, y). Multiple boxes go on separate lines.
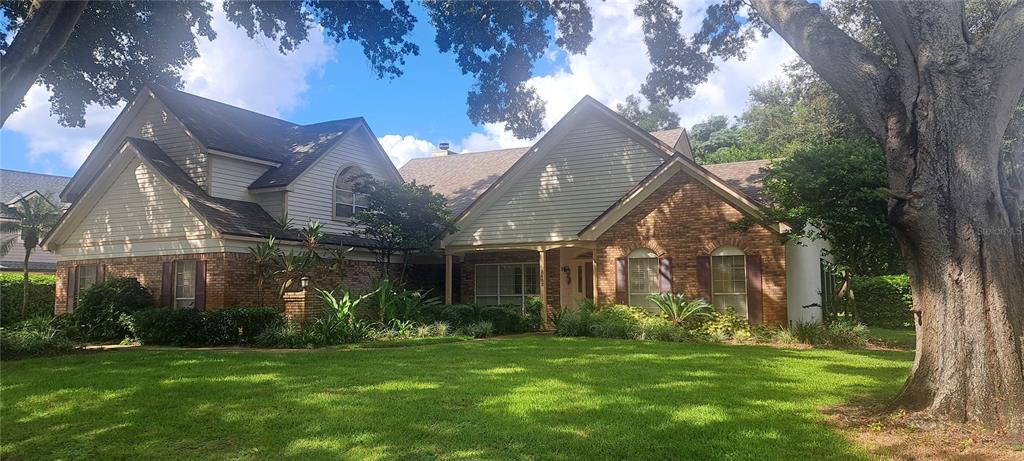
top-left (2, 0), bottom-right (1022, 434)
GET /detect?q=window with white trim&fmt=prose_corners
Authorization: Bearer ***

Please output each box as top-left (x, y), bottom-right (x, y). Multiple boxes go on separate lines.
top-left (711, 246), bottom-right (747, 317)
top-left (474, 263), bottom-right (539, 307)
top-left (76, 264), bottom-right (97, 295)
top-left (334, 166), bottom-right (368, 219)
top-left (627, 248), bottom-right (660, 309)
top-left (174, 260), bottom-right (197, 309)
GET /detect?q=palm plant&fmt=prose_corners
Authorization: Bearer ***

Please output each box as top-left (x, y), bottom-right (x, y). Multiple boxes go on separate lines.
top-left (647, 293), bottom-right (713, 326)
top-left (276, 250), bottom-right (314, 295)
top-left (0, 195), bottom-right (62, 318)
top-left (313, 288), bottom-right (377, 344)
top-left (247, 236), bottom-right (280, 307)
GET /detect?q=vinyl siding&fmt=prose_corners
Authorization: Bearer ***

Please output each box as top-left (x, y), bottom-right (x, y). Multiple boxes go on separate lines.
top-left (63, 158), bottom-right (213, 259)
top-left (208, 154), bottom-right (270, 202)
top-left (0, 227), bottom-right (59, 270)
top-left (286, 128), bottom-right (396, 234)
top-left (255, 191), bottom-right (286, 221)
top-left (449, 117), bottom-right (666, 246)
top-left (131, 99), bottom-right (208, 188)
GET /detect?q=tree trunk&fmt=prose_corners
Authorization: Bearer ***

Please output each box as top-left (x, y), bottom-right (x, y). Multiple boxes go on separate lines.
top-left (21, 247), bottom-right (32, 318)
top-left (886, 84), bottom-right (1024, 436)
top-left (0, 0), bottom-right (88, 126)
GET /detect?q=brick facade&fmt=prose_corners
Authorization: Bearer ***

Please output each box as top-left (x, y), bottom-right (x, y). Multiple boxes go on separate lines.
top-left (595, 170), bottom-right (787, 325)
top-left (54, 252), bottom-right (386, 315)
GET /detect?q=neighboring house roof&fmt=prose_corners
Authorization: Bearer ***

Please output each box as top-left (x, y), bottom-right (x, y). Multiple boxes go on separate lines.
top-left (399, 147), bottom-right (531, 215)
top-left (127, 138), bottom-right (378, 248)
top-left (0, 169), bottom-right (70, 206)
top-left (0, 260), bottom-right (58, 272)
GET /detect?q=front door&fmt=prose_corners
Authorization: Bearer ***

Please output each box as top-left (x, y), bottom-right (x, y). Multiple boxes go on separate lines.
top-left (568, 261), bottom-right (594, 306)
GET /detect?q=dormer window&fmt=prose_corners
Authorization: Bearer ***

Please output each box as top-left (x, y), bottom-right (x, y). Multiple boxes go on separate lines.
top-left (334, 166), bottom-right (368, 219)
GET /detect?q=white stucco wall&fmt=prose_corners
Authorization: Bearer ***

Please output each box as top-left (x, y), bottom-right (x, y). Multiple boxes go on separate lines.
top-left (785, 235), bottom-right (831, 325)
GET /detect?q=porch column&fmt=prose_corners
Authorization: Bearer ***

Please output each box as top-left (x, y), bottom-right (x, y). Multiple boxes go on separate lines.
top-left (592, 251), bottom-right (600, 303)
top-left (444, 253), bottom-right (453, 305)
top-left (538, 249), bottom-right (548, 328)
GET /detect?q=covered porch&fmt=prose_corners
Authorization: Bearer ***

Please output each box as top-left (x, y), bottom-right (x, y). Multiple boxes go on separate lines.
top-left (442, 244), bottom-right (597, 324)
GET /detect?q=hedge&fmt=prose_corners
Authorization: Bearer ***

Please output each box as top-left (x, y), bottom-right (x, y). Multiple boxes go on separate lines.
top-left (129, 306), bottom-right (283, 346)
top-left (0, 273), bottom-right (55, 326)
top-left (850, 274), bottom-right (913, 329)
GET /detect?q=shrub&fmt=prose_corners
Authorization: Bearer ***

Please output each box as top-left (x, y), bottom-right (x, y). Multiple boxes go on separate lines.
top-left (69, 277), bottom-right (152, 342)
top-left (647, 294), bottom-right (712, 326)
top-left (439, 304), bottom-right (478, 327)
top-left (253, 322), bottom-right (316, 349)
top-left (850, 275), bottom-right (913, 329)
top-left (479, 305), bottom-right (530, 334)
top-left (790, 320), bottom-right (868, 347)
top-left (203, 307), bottom-right (283, 345)
top-left (554, 308), bottom-right (591, 337)
top-left (588, 306), bottom-right (641, 339)
top-left (0, 316), bottom-right (77, 360)
top-left (0, 273), bottom-right (56, 326)
top-left (459, 320), bottom-right (494, 338)
top-left (129, 308), bottom-right (206, 346)
top-left (631, 316), bottom-right (691, 342)
top-left (702, 309), bottom-right (750, 339)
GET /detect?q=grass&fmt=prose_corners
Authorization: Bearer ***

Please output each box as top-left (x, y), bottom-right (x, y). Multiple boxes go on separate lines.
top-left (1, 336), bottom-right (913, 460)
top-left (866, 327), bottom-right (916, 350)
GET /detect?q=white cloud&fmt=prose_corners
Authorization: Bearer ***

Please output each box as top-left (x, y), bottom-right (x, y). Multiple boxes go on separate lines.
top-left (1, 3), bottom-right (334, 171)
top-left (460, 0), bottom-right (797, 148)
top-left (377, 134), bottom-right (436, 166)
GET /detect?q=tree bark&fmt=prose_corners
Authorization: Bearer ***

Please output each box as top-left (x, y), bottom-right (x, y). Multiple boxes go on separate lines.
top-left (753, 0), bottom-right (1024, 436)
top-left (20, 247), bottom-right (32, 318)
top-left (0, 0), bottom-right (88, 127)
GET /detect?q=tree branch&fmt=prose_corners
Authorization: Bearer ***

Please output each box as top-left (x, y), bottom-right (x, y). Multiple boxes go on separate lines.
top-left (749, 0), bottom-right (897, 141)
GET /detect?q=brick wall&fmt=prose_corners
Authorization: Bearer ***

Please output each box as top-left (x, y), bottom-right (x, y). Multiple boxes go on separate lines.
top-left (54, 252), bottom-right (387, 315)
top-left (595, 170), bottom-right (788, 325)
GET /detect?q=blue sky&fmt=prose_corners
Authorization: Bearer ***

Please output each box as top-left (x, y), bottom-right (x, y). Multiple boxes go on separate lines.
top-left (0, 1), bottom-right (796, 178)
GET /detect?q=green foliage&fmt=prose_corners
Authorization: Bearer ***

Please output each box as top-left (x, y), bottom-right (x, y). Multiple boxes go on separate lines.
top-left (311, 288), bottom-right (376, 345)
top-left (418, 303), bottom-right (538, 335)
top-left (0, 195), bottom-right (62, 319)
top-left (756, 139), bottom-right (904, 276)
top-left (369, 279), bottom-right (441, 322)
top-left (790, 320), bottom-right (869, 348)
top-left (69, 277), bottom-right (153, 342)
top-left (458, 320), bottom-right (494, 339)
top-left (0, 273), bottom-right (55, 326)
top-left (701, 309), bottom-right (750, 340)
top-left (0, 316), bottom-right (77, 360)
top-left (253, 322), bottom-right (317, 349)
top-left (848, 275), bottom-right (913, 329)
top-left (647, 294), bottom-right (712, 326)
top-left (129, 306), bottom-right (284, 346)
top-left (129, 308), bottom-right (206, 346)
top-left (632, 316), bottom-right (692, 342)
top-left (615, 94), bottom-right (681, 131)
top-left (351, 179), bottom-right (457, 278)
top-left (247, 236), bottom-right (281, 307)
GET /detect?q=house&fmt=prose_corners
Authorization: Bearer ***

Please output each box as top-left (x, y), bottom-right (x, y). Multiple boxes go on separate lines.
top-left (401, 97), bottom-right (827, 325)
top-left (43, 86), bottom-right (829, 326)
top-left (0, 169), bottom-right (70, 272)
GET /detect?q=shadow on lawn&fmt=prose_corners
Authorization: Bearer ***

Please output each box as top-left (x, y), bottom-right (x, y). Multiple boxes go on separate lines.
top-left (1, 338), bottom-right (913, 460)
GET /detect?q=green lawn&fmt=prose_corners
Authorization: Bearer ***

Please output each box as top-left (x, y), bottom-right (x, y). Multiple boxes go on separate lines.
top-left (866, 327), bottom-right (917, 350)
top-left (1, 337), bottom-right (913, 460)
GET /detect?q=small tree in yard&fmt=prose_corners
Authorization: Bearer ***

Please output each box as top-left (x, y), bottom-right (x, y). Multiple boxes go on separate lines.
top-left (0, 195), bottom-right (62, 318)
top-left (351, 179), bottom-right (457, 282)
top-left (247, 236), bottom-right (280, 308)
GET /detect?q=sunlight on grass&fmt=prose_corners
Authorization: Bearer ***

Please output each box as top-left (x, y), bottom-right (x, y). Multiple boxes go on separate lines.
top-left (1, 337), bottom-right (913, 460)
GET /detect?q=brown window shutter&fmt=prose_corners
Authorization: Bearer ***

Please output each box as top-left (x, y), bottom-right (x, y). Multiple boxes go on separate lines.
top-left (161, 261), bottom-right (174, 307)
top-left (96, 264), bottom-right (105, 283)
top-left (615, 258), bottom-right (628, 304)
top-left (66, 266), bottom-right (77, 312)
top-left (195, 260), bottom-right (207, 310)
top-left (746, 255), bottom-right (763, 325)
top-left (696, 256), bottom-right (711, 302)
top-left (659, 257), bottom-right (673, 293)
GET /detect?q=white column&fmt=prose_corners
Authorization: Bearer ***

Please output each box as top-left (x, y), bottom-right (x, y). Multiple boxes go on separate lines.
top-left (538, 249), bottom-right (548, 327)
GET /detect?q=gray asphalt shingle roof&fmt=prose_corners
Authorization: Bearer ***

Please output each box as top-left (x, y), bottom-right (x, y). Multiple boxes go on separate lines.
top-left (148, 84), bottom-right (362, 189)
top-left (0, 169), bottom-right (70, 206)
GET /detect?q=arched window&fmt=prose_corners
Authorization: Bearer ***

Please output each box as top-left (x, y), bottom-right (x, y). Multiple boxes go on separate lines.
top-left (628, 248), bottom-right (660, 308)
top-left (334, 166), bottom-right (368, 219)
top-left (711, 245), bottom-right (747, 317)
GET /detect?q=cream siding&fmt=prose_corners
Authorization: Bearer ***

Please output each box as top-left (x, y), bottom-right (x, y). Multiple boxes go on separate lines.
top-left (286, 128), bottom-right (395, 234)
top-left (0, 227), bottom-right (59, 269)
top-left (255, 191), bottom-right (286, 220)
top-left (62, 158), bottom-right (213, 259)
top-left (449, 117), bottom-right (666, 246)
top-left (131, 99), bottom-right (208, 188)
top-left (208, 154), bottom-right (270, 202)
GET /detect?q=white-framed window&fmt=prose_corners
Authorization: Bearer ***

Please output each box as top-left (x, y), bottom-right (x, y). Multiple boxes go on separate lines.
top-left (76, 264), bottom-right (97, 294)
top-left (334, 165), bottom-right (369, 219)
top-left (627, 248), bottom-right (660, 309)
top-left (711, 246), bottom-right (747, 317)
top-left (474, 263), bottom-right (539, 307)
top-left (174, 260), bottom-right (197, 309)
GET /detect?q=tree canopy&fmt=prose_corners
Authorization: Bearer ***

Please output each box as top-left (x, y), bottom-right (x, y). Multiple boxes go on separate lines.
top-left (615, 94), bottom-right (681, 132)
